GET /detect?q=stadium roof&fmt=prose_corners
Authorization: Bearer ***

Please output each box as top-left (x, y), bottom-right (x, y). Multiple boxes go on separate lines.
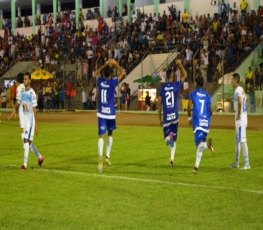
top-left (0, 0), bottom-right (74, 11)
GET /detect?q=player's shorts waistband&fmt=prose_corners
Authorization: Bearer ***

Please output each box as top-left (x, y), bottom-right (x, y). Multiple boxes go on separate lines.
top-left (163, 119), bottom-right (178, 127)
top-left (193, 127), bottom-right (209, 133)
top-left (97, 113), bottom-right (116, 119)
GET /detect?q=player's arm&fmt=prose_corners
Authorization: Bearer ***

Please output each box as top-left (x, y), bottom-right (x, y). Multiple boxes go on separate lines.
top-left (176, 58), bottom-right (187, 83)
top-left (158, 96), bottom-right (163, 126)
top-left (33, 106), bottom-right (38, 135)
top-left (96, 62), bottom-right (107, 76)
top-left (187, 100), bottom-right (192, 125)
top-left (236, 95), bottom-right (242, 120)
top-left (108, 59), bottom-right (125, 80)
top-left (8, 101), bottom-right (20, 121)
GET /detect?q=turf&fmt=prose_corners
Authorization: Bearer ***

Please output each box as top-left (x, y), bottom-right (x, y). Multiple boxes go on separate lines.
top-left (0, 121), bottom-right (263, 229)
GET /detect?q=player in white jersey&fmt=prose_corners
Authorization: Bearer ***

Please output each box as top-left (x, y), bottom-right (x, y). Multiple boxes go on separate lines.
top-left (230, 73), bottom-right (250, 170)
top-left (9, 72), bottom-right (44, 170)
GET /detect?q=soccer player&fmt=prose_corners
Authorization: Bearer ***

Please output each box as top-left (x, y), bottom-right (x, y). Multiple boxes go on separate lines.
top-left (158, 58), bottom-right (187, 167)
top-left (96, 59), bottom-right (125, 173)
top-left (9, 72), bottom-right (44, 170)
top-left (187, 76), bottom-right (214, 174)
top-left (230, 73), bottom-right (250, 170)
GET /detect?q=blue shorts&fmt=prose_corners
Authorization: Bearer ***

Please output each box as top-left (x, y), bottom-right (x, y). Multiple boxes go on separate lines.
top-left (98, 118), bottom-right (116, 135)
top-left (163, 123), bottom-right (178, 140)
top-left (194, 130), bottom-right (208, 146)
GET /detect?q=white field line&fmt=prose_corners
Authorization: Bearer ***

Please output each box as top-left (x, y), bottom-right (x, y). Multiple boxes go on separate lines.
top-left (38, 168), bottom-right (263, 195)
top-left (6, 165), bottom-right (263, 195)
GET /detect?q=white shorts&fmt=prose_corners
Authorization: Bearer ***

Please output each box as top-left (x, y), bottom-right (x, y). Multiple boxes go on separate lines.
top-left (22, 122), bottom-right (35, 141)
top-left (235, 122), bottom-right (247, 143)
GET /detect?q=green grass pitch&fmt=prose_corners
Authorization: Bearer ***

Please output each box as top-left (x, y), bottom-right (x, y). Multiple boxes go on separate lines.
top-left (0, 120), bottom-right (263, 229)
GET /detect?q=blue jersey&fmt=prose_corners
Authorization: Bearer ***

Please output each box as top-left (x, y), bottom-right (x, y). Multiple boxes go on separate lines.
top-left (97, 76), bottom-right (118, 119)
top-left (160, 81), bottom-right (181, 125)
top-left (189, 88), bottom-right (211, 133)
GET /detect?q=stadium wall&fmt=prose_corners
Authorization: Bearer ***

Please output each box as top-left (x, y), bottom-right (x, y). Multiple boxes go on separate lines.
top-left (1, 0), bottom-right (262, 37)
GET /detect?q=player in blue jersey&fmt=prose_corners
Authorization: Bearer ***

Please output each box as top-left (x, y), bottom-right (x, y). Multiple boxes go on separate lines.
top-left (158, 58), bottom-right (187, 167)
top-left (96, 58), bottom-right (125, 173)
top-left (187, 76), bottom-right (214, 174)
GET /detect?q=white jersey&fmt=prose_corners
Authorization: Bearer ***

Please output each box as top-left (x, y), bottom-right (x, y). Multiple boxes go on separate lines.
top-left (18, 88), bottom-right (37, 125)
top-left (234, 86), bottom-right (247, 125)
top-left (16, 83), bottom-right (25, 101)
top-left (16, 83), bottom-right (26, 128)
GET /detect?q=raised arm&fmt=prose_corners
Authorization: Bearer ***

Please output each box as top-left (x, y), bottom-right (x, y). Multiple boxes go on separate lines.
top-left (158, 95), bottom-right (163, 126)
top-left (107, 59), bottom-right (125, 80)
top-left (187, 99), bottom-right (192, 125)
top-left (176, 59), bottom-right (187, 83)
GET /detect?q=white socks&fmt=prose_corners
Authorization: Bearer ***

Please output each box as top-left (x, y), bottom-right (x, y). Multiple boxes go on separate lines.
top-left (23, 142), bottom-right (29, 167)
top-left (170, 142), bottom-right (176, 161)
top-left (235, 141), bottom-right (241, 165)
top-left (195, 142), bottom-right (208, 168)
top-left (30, 143), bottom-right (41, 159)
top-left (106, 136), bottom-right (113, 159)
top-left (98, 138), bottom-right (104, 158)
top-left (241, 142), bottom-right (250, 166)
top-left (98, 137), bottom-right (113, 159)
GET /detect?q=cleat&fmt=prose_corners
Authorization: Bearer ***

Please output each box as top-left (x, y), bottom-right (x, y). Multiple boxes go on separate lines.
top-left (105, 157), bottom-right (111, 166)
top-left (240, 165), bottom-right (250, 170)
top-left (169, 160), bottom-right (174, 168)
top-left (38, 156), bottom-right (45, 167)
top-left (193, 167), bottom-right (198, 174)
top-left (21, 164), bottom-right (27, 170)
top-left (98, 158), bottom-right (103, 173)
top-left (230, 163), bottom-right (239, 168)
top-left (207, 138), bottom-right (214, 153)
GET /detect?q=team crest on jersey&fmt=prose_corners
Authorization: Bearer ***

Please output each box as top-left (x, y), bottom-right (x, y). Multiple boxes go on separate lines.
top-left (101, 82), bottom-right (110, 88)
top-left (164, 87), bottom-right (173, 91)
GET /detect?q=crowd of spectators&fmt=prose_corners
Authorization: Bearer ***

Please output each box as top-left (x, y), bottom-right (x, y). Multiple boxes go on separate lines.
top-left (0, 1), bottom-right (263, 110)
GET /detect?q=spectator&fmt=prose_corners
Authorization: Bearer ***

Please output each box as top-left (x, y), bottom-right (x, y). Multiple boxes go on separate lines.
top-left (240, 0), bottom-right (248, 14)
top-left (1, 88), bottom-right (7, 108)
top-left (145, 91), bottom-right (151, 111)
top-left (82, 87), bottom-right (88, 110)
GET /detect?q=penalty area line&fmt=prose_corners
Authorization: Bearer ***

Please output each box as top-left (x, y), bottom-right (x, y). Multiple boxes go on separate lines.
top-left (36, 167), bottom-right (263, 196)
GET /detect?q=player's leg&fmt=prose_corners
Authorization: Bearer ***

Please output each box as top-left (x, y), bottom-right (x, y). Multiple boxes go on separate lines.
top-left (105, 119), bottom-right (116, 165)
top-left (28, 123), bottom-right (44, 167)
top-left (240, 124), bottom-right (250, 170)
top-left (193, 130), bottom-right (207, 174)
top-left (163, 124), bottom-right (177, 167)
top-left (21, 124), bottom-right (32, 170)
top-left (231, 125), bottom-right (241, 168)
top-left (169, 123), bottom-right (178, 167)
top-left (98, 118), bottom-right (106, 173)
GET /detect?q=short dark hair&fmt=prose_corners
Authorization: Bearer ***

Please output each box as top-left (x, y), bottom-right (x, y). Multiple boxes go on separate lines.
top-left (24, 72), bottom-right (31, 80)
top-left (16, 72), bottom-right (24, 83)
top-left (104, 65), bottom-right (113, 78)
top-left (232, 73), bottom-right (240, 83)
top-left (195, 76), bottom-right (204, 87)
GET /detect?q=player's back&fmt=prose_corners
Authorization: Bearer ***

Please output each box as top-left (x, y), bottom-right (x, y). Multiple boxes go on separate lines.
top-left (160, 81), bottom-right (181, 124)
top-left (190, 88), bottom-right (211, 130)
top-left (97, 76), bottom-right (118, 119)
